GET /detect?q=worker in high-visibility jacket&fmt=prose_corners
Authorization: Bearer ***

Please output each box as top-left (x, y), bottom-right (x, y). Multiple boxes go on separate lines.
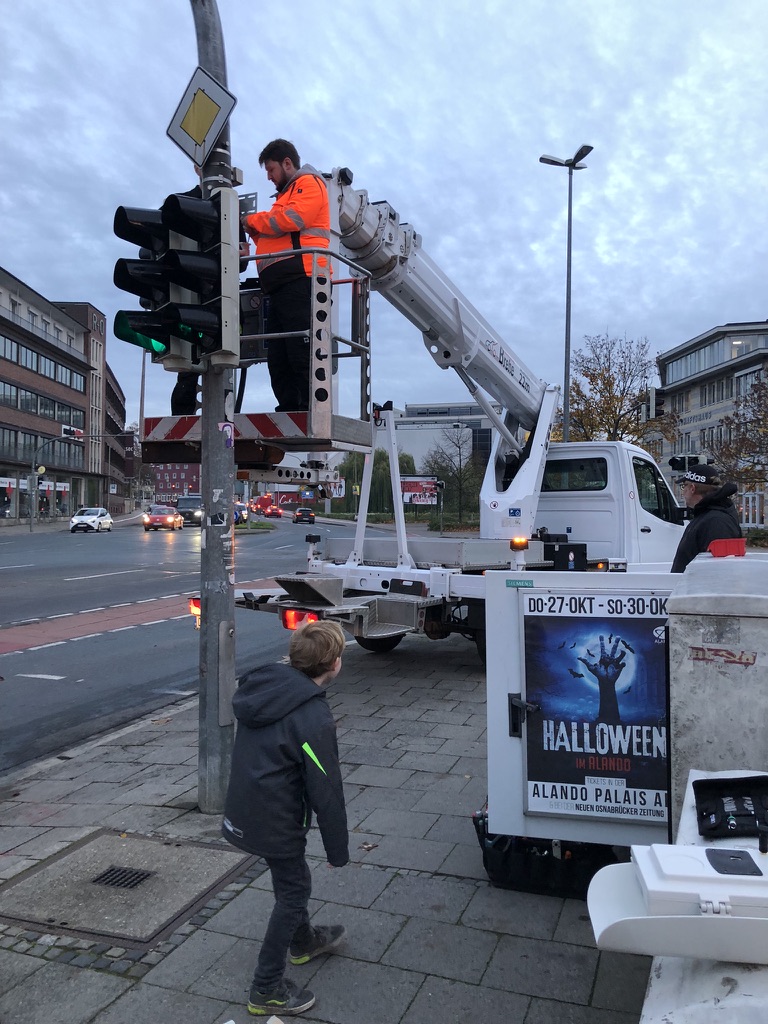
top-left (242, 139), bottom-right (331, 412)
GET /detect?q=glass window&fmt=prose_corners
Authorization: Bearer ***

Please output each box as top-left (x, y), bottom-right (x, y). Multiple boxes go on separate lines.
top-left (39, 356), bottom-right (56, 379)
top-left (55, 404), bottom-right (72, 424)
top-left (0, 337), bottom-right (17, 361)
top-left (18, 346), bottom-right (38, 371)
top-left (71, 371), bottom-right (85, 392)
top-left (41, 318), bottom-right (50, 334)
top-left (71, 408), bottom-right (84, 429)
top-left (56, 365), bottom-right (71, 387)
top-left (18, 389), bottom-right (37, 413)
top-left (38, 395), bottom-right (55, 419)
top-left (66, 334), bottom-right (74, 347)
top-left (541, 457), bottom-right (607, 492)
top-left (28, 310), bottom-right (37, 327)
top-left (54, 326), bottom-right (62, 340)
top-left (0, 381), bottom-right (17, 407)
top-left (633, 457), bottom-right (680, 523)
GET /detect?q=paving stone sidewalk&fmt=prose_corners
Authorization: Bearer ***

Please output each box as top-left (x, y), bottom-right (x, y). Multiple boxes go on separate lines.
top-left (0, 633), bottom-right (650, 1023)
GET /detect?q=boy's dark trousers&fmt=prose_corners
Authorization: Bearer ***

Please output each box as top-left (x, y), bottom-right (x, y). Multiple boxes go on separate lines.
top-left (252, 851), bottom-right (314, 993)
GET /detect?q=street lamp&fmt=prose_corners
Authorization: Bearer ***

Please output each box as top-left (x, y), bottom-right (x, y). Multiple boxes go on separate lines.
top-left (539, 144), bottom-right (593, 443)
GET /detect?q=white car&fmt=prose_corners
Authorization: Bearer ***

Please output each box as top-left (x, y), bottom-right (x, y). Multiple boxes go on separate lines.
top-left (70, 507), bottom-right (113, 533)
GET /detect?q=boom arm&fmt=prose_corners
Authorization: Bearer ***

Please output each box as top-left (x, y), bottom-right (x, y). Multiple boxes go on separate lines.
top-left (332, 171), bottom-right (547, 438)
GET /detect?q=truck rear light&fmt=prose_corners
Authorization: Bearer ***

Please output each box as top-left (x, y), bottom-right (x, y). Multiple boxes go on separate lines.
top-left (281, 608), bottom-right (319, 630)
top-left (510, 536), bottom-right (529, 551)
top-left (188, 596), bottom-right (201, 629)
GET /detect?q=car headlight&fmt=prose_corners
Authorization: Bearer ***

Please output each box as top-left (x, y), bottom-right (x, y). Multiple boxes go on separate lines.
top-left (194, 510), bottom-right (202, 517)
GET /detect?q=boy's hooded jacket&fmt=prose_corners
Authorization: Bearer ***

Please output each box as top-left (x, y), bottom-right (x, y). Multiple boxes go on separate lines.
top-left (222, 663), bottom-right (348, 866)
top-left (671, 482), bottom-right (741, 573)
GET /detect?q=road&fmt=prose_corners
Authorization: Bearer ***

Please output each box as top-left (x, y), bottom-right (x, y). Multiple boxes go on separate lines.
top-left (0, 514), bottom-right (364, 772)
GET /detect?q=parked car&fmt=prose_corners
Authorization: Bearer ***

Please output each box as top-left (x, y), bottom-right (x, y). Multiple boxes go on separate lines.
top-left (175, 493), bottom-right (203, 526)
top-left (292, 507), bottom-right (316, 524)
top-left (263, 505), bottom-right (283, 518)
top-left (70, 507), bottom-right (113, 533)
top-left (143, 505), bottom-right (184, 531)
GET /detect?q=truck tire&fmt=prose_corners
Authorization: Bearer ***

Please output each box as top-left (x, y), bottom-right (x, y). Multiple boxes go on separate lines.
top-left (354, 635), bottom-right (405, 653)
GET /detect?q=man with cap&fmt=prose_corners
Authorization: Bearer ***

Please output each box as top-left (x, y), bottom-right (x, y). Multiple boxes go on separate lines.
top-left (670, 464), bottom-right (741, 573)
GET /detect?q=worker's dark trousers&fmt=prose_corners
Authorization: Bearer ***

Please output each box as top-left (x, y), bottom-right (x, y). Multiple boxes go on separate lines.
top-left (266, 277), bottom-right (312, 411)
top-left (251, 851), bottom-right (313, 993)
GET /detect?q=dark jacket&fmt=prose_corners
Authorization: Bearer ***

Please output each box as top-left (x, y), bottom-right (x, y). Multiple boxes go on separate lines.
top-left (671, 483), bottom-right (741, 573)
top-left (222, 663), bottom-right (348, 865)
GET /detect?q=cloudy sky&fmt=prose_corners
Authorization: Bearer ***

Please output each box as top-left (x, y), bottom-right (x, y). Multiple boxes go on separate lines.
top-left (2, 0), bottom-right (766, 426)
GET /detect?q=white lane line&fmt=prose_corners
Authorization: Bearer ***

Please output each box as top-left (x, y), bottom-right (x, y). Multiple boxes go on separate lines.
top-left (69, 633), bottom-right (103, 641)
top-left (28, 642), bottom-right (67, 650)
top-left (0, 564), bottom-right (35, 569)
top-left (79, 608), bottom-right (105, 614)
top-left (64, 570), bottom-right (143, 581)
top-left (274, 545), bottom-right (292, 551)
top-left (136, 599), bottom-right (156, 604)
top-left (108, 626), bottom-right (137, 633)
top-left (16, 673), bottom-right (66, 680)
top-left (143, 620), bottom-right (168, 626)
top-left (48, 613), bottom-right (74, 619)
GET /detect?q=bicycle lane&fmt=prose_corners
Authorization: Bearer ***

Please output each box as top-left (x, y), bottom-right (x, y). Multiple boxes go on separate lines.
top-left (0, 578), bottom-right (283, 656)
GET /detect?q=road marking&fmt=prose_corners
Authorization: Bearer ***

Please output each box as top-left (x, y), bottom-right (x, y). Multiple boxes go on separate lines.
top-left (69, 634), bottom-right (102, 641)
top-left (108, 626), bottom-right (137, 633)
top-left (48, 613), bottom-right (74, 619)
top-left (64, 570), bottom-right (143, 581)
top-left (79, 608), bottom-right (105, 614)
top-left (16, 673), bottom-right (65, 680)
top-left (274, 545), bottom-right (292, 551)
top-left (0, 564), bottom-right (35, 569)
top-left (28, 642), bottom-right (67, 650)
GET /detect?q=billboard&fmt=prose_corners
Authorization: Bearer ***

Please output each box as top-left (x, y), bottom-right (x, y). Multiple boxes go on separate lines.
top-left (401, 476), bottom-right (438, 505)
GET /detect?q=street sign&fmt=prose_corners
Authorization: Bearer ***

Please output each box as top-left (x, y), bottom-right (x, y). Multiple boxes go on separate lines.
top-left (61, 426), bottom-right (84, 440)
top-left (167, 66), bottom-right (237, 165)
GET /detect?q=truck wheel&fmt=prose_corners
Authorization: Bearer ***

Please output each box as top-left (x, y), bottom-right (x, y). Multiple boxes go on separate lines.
top-left (354, 635), bottom-right (405, 653)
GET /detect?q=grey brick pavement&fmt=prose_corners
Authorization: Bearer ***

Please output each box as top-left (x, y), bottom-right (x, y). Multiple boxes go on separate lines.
top-left (0, 633), bottom-right (650, 1022)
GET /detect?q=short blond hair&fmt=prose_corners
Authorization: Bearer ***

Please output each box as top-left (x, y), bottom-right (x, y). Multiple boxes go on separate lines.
top-left (289, 620), bottom-right (345, 678)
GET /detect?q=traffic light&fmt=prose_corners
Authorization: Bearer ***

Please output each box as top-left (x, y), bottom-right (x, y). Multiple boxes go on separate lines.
top-left (653, 389), bottom-right (665, 418)
top-left (113, 186), bottom-right (240, 371)
top-left (669, 456), bottom-right (701, 472)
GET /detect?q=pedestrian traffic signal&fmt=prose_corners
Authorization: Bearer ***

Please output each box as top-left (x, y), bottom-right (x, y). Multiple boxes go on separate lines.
top-left (113, 186), bottom-right (240, 370)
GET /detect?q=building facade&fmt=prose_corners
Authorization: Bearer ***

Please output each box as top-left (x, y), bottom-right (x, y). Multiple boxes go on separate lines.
top-left (152, 463), bottom-right (201, 504)
top-left (656, 321), bottom-right (767, 526)
top-left (0, 268), bottom-right (127, 522)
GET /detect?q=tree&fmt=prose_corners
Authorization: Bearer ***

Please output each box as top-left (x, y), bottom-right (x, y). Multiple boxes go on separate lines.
top-left (421, 424), bottom-right (483, 523)
top-left (705, 377), bottom-right (768, 488)
top-left (336, 447), bottom-right (416, 515)
top-left (566, 334), bottom-right (678, 448)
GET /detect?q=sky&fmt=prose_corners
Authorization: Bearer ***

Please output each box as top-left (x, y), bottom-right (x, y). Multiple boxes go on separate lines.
top-left (2, 0), bottom-right (767, 427)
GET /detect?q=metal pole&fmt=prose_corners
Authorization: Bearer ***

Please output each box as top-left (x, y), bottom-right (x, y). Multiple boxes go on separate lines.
top-left (190, 0), bottom-right (236, 814)
top-left (563, 166), bottom-right (574, 443)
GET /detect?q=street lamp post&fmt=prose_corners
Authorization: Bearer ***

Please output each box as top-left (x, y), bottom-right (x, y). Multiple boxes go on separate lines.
top-left (539, 144), bottom-right (593, 443)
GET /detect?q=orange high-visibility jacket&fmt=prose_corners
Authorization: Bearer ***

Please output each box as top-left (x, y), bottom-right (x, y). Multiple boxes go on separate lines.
top-left (242, 164), bottom-right (330, 293)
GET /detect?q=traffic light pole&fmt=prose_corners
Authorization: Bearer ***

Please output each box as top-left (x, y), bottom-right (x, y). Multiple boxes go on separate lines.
top-left (190, 0), bottom-right (236, 813)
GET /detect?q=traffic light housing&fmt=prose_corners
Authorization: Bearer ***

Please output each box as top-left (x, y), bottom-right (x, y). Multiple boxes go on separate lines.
top-left (668, 455), bottom-right (701, 472)
top-left (653, 390), bottom-right (665, 418)
top-left (113, 186), bottom-right (240, 371)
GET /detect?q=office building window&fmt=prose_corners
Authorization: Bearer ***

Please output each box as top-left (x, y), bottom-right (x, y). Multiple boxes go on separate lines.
top-left (18, 346), bottom-right (38, 371)
top-left (18, 389), bottom-right (38, 413)
top-left (71, 408), bottom-right (84, 429)
top-left (56, 365), bottom-right (72, 387)
top-left (71, 371), bottom-right (85, 392)
top-left (0, 381), bottom-right (17, 407)
top-left (55, 403), bottom-right (72, 424)
top-left (38, 396), bottom-right (55, 419)
top-left (0, 337), bottom-right (17, 361)
top-left (28, 310), bottom-right (37, 328)
top-left (39, 356), bottom-right (56, 379)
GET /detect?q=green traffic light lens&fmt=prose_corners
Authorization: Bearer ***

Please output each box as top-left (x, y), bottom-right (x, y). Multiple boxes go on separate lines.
top-left (114, 311), bottom-right (168, 355)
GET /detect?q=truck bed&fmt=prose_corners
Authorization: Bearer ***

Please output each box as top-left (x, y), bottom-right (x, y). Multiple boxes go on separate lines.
top-left (322, 535), bottom-right (514, 571)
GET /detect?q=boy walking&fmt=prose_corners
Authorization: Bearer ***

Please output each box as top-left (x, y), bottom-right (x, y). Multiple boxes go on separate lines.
top-left (222, 620), bottom-right (349, 1016)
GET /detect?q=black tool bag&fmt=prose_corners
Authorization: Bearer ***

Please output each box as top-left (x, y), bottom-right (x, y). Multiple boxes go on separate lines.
top-left (692, 775), bottom-right (768, 839)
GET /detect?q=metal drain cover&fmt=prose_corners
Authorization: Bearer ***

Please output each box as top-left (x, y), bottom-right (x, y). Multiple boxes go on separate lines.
top-left (0, 830), bottom-right (252, 949)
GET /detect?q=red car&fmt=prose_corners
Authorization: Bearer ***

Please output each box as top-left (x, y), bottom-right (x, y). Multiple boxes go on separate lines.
top-left (143, 505), bottom-right (184, 531)
top-left (263, 505), bottom-right (283, 518)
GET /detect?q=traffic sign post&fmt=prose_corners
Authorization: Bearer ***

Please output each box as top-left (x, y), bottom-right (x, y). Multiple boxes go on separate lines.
top-left (187, 0), bottom-right (237, 814)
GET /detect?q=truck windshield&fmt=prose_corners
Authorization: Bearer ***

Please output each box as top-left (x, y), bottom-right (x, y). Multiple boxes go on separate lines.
top-left (176, 497), bottom-right (201, 508)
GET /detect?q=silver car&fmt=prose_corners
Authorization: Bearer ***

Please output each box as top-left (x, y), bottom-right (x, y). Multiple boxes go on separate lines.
top-left (69, 507), bottom-right (113, 533)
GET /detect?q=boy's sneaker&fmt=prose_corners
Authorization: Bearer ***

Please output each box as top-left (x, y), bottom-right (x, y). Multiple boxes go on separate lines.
top-left (290, 924), bottom-right (346, 965)
top-left (247, 978), bottom-right (315, 1016)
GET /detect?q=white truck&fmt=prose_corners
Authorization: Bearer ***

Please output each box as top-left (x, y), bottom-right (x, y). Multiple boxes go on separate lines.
top-left (235, 167), bottom-right (685, 659)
